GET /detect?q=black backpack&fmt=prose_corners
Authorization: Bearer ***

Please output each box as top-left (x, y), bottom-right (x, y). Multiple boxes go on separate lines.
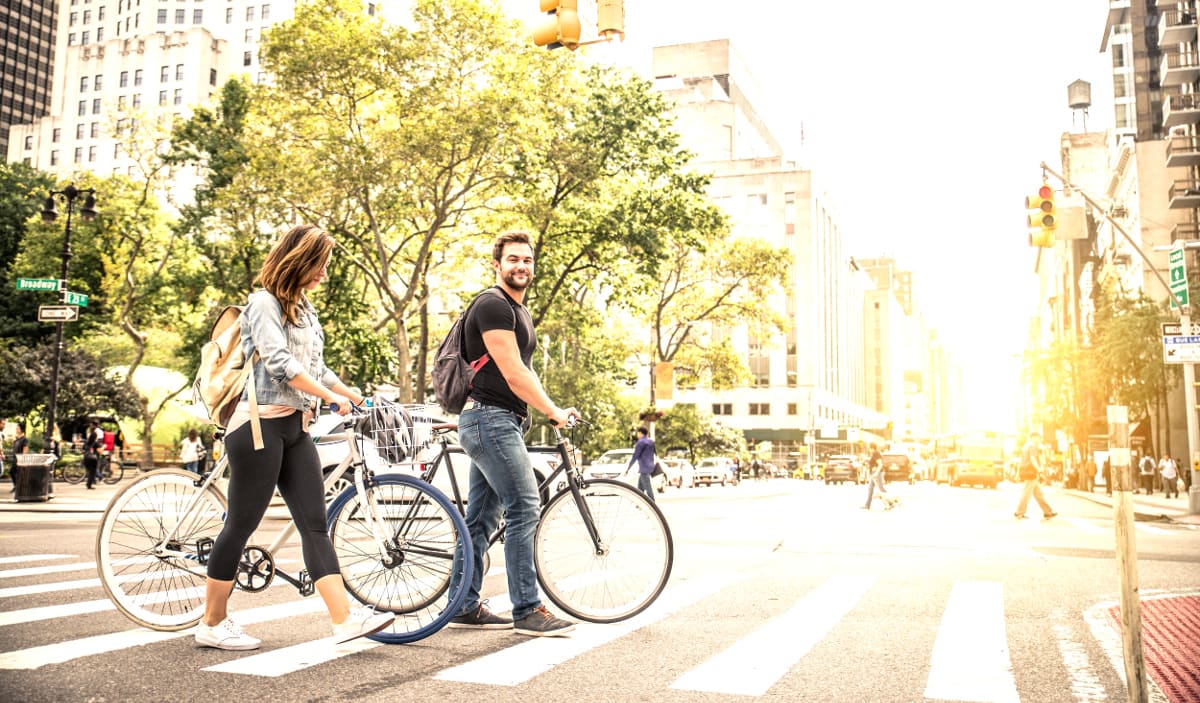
top-left (431, 289), bottom-right (502, 414)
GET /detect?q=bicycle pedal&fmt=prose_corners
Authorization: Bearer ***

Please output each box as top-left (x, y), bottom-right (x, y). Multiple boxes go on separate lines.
top-left (297, 570), bottom-right (314, 597)
top-left (196, 537), bottom-right (214, 565)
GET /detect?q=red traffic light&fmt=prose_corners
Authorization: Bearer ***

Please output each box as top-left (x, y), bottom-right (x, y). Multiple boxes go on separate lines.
top-left (1038, 185), bottom-right (1053, 199)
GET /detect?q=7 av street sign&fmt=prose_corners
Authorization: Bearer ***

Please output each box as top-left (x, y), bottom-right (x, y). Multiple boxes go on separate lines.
top-left (38, 305), bottom-right (79, 322)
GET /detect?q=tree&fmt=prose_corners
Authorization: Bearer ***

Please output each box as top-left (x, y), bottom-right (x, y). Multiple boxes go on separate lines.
top-left (655, 403), bottom-right (744, 464)
top-left (0, 162), bottom-right (56, 343)
top-left (0, 342), bottom-right (141, 436)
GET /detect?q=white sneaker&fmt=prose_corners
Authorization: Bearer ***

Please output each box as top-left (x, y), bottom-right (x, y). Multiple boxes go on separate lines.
top-left (195, 617), bottom-right (261, 651)
top-left (332, 606), bottom-right (395, 644)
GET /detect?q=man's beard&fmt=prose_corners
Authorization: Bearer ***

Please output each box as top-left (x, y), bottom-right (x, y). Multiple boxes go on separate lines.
top-left (502, 271), bottom-right (530, 291)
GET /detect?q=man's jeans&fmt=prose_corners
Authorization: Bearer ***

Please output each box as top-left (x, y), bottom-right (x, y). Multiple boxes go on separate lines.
top-left (449, 403), bottom-right (542, 620)
top-left (1015, 478), bottom-right (1053, 516)
top-left (637, 472), bottom-right (656, 502)
top-left (863, 469), bottom-right (887, 508)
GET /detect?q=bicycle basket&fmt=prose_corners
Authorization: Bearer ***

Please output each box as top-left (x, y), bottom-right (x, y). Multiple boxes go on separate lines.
top-left (360, 400), bottom-right (434, 465)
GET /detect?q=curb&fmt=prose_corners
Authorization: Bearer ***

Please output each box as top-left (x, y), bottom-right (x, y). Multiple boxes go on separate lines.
top-left (1063, 488), bottom-right (1199, 525)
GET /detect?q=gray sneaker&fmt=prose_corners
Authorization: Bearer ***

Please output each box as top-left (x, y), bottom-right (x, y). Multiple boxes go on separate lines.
top-left (513, 606), bottom-right (575, 637)
top-left (450, 601), bottom-right (513, 629)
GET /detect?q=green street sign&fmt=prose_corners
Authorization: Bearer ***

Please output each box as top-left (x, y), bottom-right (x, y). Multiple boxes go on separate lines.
top-left (1170, 244), bottom-right (1189, 307)
top-left (63, 291), bottom-right (89, 306)
top-left (16, 278), bottom-right (60, 292)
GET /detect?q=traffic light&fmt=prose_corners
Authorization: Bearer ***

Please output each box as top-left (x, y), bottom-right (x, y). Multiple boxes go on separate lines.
top-left (1026, 184), bottom-right (1056, 247)
top-left (532, 0), bottom-right (582, 50)
top-left (597, 0), bottom-right (624, 42)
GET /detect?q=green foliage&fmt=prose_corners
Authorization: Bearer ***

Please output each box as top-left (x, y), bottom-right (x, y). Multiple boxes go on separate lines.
top-left (655, 403), bottom-right (745, 463)
top-left (0, 163), bottom-right (57, 342)
top-left (0, 342), bottom-right (142, 423)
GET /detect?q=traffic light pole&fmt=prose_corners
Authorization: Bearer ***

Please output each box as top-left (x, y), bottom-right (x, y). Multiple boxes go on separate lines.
top-left (1038, 163), bottom-right (1200, 515)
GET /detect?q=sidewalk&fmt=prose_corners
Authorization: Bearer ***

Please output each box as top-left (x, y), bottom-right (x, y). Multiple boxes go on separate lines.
top-left (1063, 485), bottom-right (1200, 525)
top-left (1, 471), bottom-right (135, 513)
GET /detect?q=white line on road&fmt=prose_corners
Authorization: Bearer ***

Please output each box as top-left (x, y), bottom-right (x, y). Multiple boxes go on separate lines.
top-left (0, 560), bottom-right (98, 579)
top-left (434, 572), bottom-right (742, 686)
top-left (924, 580), bottom-right (1018, 703)
top-left (1049, 609), bottom-right (1107, 703)
top-left (1134, 523), bottom-right (1170, 536)
top-left (669, 575), bottom-right (875, 696)
top-left (203, 635), bottom-right (383, 676)
top-left (0, 554), bottom-right (74, 566)
top-left (1066, 517), bottom-right (1106, 534)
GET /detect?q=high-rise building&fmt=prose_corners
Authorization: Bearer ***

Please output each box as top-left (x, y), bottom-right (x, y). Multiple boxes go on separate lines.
top-left (1, 0), bottom-right (57, 160)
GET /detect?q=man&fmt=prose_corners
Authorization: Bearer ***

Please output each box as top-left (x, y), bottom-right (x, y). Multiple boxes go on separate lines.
top-left (447, 231), bottom-right (579, 637)
top-left (625, 426), bottom-right (657, 502)
top-left (10, 423), bottom-right (28, 492)
top-left (1014, 437), bottom-right (1056, 519)
top-left (1159, 453), bottom-right (1180, 499)
top-left (862, 443), bottom-right (896, 510)
top-left (1137, 452), bottom-right (1157, 495)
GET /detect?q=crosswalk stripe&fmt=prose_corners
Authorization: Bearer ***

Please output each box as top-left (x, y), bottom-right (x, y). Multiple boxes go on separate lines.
top-left (670, 575), bottom-right (874, 696)
top-left (0, 560), bottom-right (98, 579)
top-left (924, 580), bottom-right (1018, 703)
top-left (203, 635), bottom-right (383, 676)
top-left (0, 598), bottom-right (327, 670)
top-left (1050, 609), bottom-right (1107, 702)
top-left (0, 598), bottom-right (115, 627)
top-left (1066, 517), bottom-right (1106, 534)
top-left (0, 554), bottom-right (73, 566)
top-left (433, 572), bottom-right (741, 686)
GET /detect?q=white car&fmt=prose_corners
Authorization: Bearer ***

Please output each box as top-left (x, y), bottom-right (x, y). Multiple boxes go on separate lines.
top-left (584, 448), bottom-right (666, 493)
top-left (660, 457), bottom-right (695, 488)
top-left (694, 457), bottom-right (734, 487)
top-left (311, 412), bottom-right (564, 505)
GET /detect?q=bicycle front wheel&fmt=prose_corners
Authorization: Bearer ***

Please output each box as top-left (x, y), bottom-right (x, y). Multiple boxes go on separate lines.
top-left (102, 459), bottom-right (124, 484)
top-left (327, 473), bottom-right (472, 644)
top-left (95, 469), bottom-right (227, 630)
top-left (62, 461), bottom-right (86, 484)
top-left (535, 478), bottom-right (673, 623)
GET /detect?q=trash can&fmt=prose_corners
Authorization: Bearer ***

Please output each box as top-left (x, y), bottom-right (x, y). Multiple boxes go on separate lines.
top-left (14, 453), bottom-right (56, 502)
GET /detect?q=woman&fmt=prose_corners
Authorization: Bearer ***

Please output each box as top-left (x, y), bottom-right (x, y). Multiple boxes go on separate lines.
top-left (82, 420), bottom-right (102, 489)
top-left (179, 428), bottom-right (204, 474)
top-left (195, 224), bottom-right (394, 651)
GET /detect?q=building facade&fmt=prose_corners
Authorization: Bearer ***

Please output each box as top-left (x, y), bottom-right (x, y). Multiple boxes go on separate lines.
top-left (1, 0), bottom-right (57, 159)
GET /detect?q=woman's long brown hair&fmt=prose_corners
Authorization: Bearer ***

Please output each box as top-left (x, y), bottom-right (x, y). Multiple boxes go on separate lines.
top-left (257, 224), bottom-right (335, 325)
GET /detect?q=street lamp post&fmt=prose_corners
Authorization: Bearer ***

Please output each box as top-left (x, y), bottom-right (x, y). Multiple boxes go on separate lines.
top-left (39, 184), bottom-right (98, 452)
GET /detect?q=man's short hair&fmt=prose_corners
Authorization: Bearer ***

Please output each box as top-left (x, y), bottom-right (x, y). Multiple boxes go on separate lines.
top-left (636, 426), bottom-right (649, 437)
top-left (493, 231), bottom-right (532, 262)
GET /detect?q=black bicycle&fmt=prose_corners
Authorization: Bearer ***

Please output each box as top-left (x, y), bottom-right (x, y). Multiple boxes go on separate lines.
top-left (417, 419), bottom-right (674, 623)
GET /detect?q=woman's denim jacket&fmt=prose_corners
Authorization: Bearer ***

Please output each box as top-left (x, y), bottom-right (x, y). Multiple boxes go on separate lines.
top-left (239, 290), bottom-right (341, 411)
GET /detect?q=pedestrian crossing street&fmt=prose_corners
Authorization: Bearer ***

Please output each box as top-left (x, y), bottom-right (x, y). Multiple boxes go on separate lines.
top-left (0, 537), bottom-right (1184, 702)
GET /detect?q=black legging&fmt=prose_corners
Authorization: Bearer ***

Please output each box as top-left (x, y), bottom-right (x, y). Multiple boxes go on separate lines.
top-left (206, 412), bottom-right (340, 583)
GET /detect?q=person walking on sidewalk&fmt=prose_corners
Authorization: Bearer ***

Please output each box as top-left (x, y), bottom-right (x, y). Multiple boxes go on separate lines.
top-left (625, 426), bottom-right (657, 503)
top-left (862, 444), bottom-right (897, 510)
top-left (1014, 437), bottom-right (1056, 519)
top-left (1159, 453), bottom-right (1181, 499)
top-left (1137, 453), bottom-right (1156, 495)
top-left (446, 231), bottom-right (579, 638)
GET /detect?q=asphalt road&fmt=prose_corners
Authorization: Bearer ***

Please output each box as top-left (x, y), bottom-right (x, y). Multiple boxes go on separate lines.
top-left (0, 479), bottom-right (1196, 702)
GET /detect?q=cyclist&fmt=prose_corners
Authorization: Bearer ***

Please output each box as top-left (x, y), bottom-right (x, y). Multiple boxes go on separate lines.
top-left (447, 231), bottom-right (579, 637)
top-left (194, 224), bottom-right (393, 651)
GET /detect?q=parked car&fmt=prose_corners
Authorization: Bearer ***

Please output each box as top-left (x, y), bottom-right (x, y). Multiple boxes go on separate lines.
top-left (694, 457), bottom-right (735, 487)
top-left (823, 454), bottom-right (860, 485)
top-left (879, 453), bottom-right (915, 484)
top-left (660, 457), bottom-right (695, 488)
top-left (583, 448), bottom-right (666, 493)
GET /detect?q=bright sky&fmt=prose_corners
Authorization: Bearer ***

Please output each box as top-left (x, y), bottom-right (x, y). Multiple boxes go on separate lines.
top-left (507, 1), bottom-right (1115, 431)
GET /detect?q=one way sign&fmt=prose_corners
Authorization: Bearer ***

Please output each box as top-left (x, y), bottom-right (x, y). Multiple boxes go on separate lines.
top-left (38, 305), bottom-right (80, 322)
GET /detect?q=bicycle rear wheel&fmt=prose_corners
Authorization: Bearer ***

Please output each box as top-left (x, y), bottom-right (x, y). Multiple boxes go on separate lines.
top-left (95, 469), bottom-right (227, 630)
top-left (535, 478), bottom-right (673, 623)
top-left (61, 461), bottom-right (86, 484)
top-left (327, 473), bottom-right (472, 644)
top-left (102, 458), bottom-right (124, 484)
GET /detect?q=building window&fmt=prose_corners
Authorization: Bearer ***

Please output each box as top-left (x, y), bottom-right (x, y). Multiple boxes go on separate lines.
top-left (98, 5), bottom-right (105, 20)
top-left (92, 98), bottom-right (101, 114)
top-left (749, 403), bottom-right (769, 415)
top-left (74, 147), bottom-right (83, 163)
top-left (787, 403), bottom-right (798, 415)
top-left (160, 65), bottom-right (169, 82)
top-left (120, 70), bottom-right (128, 87)
top-left (50, 150), bottom-right (59, 166)
top-left (117, 95), bottom-right (126, 109)
top-left (174, 8), bottom-right (184, 23)
top-left (76, 123), bottom-right (85, 139)
top-left (114, 143), bottom-right (122, 159)
top-left (225, 7), bottom-right (232, 23)
top-left (158, 90), bottom-right (167, 105)
top-left (175, 64), bottom-right (184, 80)
top-left (244, 28), bottom-right (255, 42)
top-left (209, 68), bottom-right (217, 86)
top-left (245, 6), bottom-right (255, 21)
top-left (90, 122), bottom-right (100, 138)
top-left (261, 3), bottom-right (270, 20)
top-left (368, 2), bottom-right (376, 15)
top-left (69, 33), bottom-right (77, 45)
top-left (96, 26), bottom-right (104, 41)
top-left (134, 69), bottom-right (143, 86)
top-left (70, 11), bottom-right (78, 26)
top-left (88, 145), bottom-right (97, 162)
top-left (243, 51), bottom-right (252, 66)
top-left (80, 76), bottom-right (89, 92)
top-left (193, 8), bottom-right (202, 23)
top-left (132, 93), bottom-right (141, 108)
top-left (156, 8), bottom-right (166, 23)
top-left (52, 128), bottom-right (61, 143)
top-left (712, 403), bottom-right (733, 416)
top-left (78, 100), bottom-right (87, 116)
top-left (173, 88), bottom-right (182, 105)
top-left (93, 74), bottom-right (102, 90)
top-left (83, 9), bottom-right (91, 22)
top-left (24, 136), bottom-right (33, 150)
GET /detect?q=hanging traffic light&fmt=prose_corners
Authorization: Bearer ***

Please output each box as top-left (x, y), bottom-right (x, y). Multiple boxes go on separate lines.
top-left (1026, 184), bottom-right (1056, 247)
top-left (532, 0), bottom-right (582, 50)
top-left (597, 0), bottom-right (624, 42)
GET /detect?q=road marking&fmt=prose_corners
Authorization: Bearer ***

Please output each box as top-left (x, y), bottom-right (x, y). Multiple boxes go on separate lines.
top-left (0, 554), bottom-right (73, 565)
top-left (0, 559), bottom-right (98, 579)
top-left (434, 572), bottom-right (741, 686)
top-left (924, 580), bottom-right (1018, 703)
top-left (0, 598), bottom-right (115, 627)
top-left (670, 575), bottom-right (875, 696)
top-left (204, 636), bottom-right (383, 676)
top-left (1049, 609), bottom-right (1107, 703)
top-left (1066, 517), bottom-right (1106, 534)
top-left (0, 598), bottom-right (327, 670)
top-left (1134, 523), bottom-right (1169, 536)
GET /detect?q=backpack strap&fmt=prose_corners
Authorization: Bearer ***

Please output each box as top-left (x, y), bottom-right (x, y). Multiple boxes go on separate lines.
top-left (242, 351), bottom-right (264, 451)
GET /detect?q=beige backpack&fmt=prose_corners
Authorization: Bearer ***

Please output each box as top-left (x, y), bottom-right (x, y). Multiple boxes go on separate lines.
top-left (192, 306), bottom-right (263, 450)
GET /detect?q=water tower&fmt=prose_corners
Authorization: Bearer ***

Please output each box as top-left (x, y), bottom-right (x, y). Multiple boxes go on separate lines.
top-left (1068, 79), bottom-right (1091, 133)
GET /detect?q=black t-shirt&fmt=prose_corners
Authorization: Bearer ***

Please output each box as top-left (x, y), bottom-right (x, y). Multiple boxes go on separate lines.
top-left (463, 286), bottom-right (536, 417)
